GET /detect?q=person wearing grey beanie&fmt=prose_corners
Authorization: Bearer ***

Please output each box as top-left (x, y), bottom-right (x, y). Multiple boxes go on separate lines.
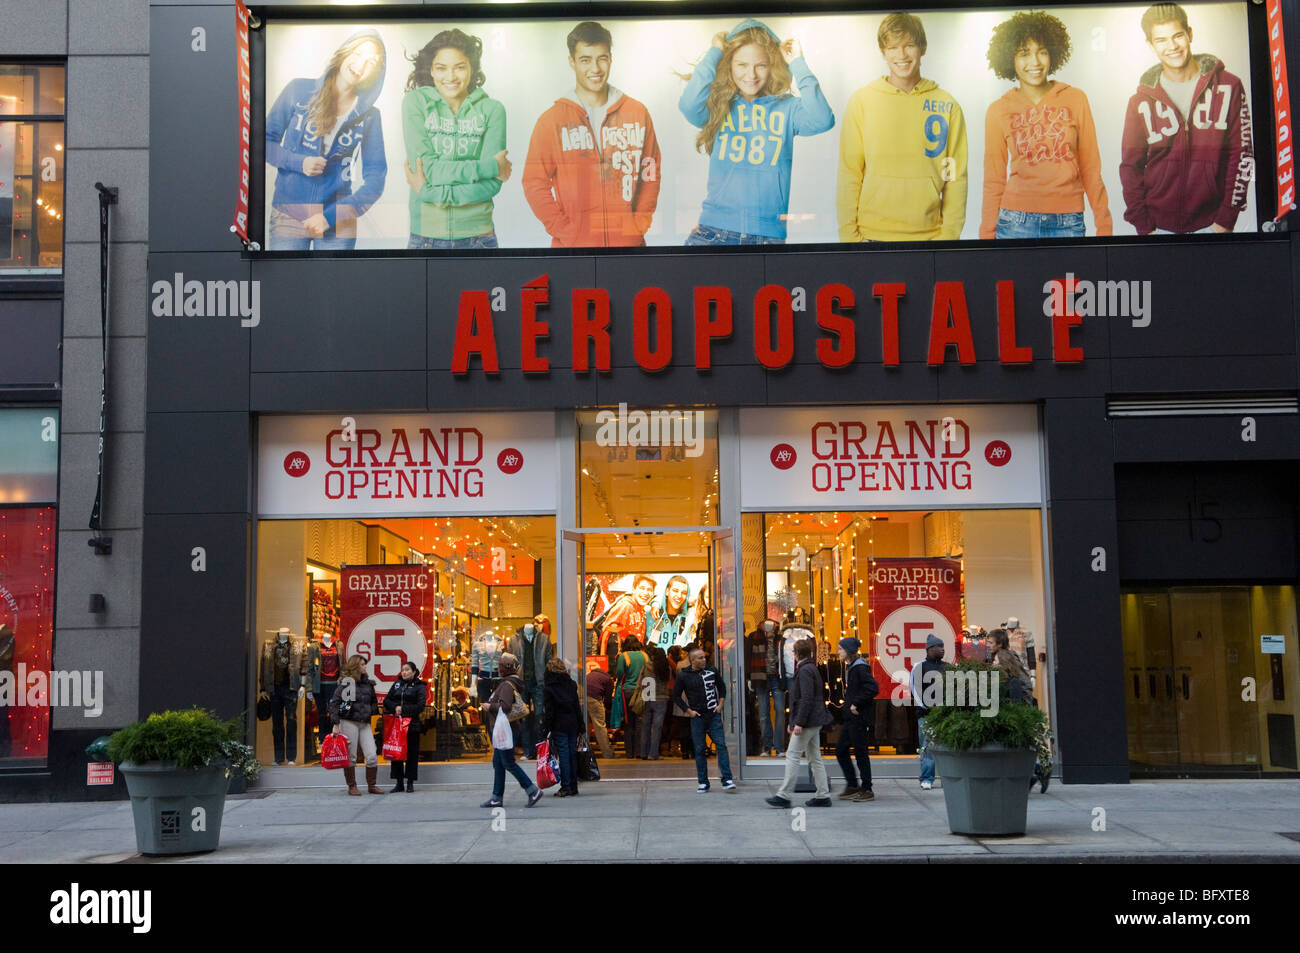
top-left (910, 634), bottom-right (946, 789)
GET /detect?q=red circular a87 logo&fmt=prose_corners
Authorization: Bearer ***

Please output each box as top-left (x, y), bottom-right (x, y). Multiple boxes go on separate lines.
top-left (283, 451), bottom-right (310, 477)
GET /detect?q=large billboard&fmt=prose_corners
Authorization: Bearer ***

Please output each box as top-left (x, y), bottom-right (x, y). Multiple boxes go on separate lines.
top-left (263, 2), bottom-right (1257, 250)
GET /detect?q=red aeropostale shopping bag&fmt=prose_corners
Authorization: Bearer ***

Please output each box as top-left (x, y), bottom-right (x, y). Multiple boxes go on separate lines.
top-left (383, 716), bottom-right (411, 761)
top-left (320, 732), bottom-right (350, 770)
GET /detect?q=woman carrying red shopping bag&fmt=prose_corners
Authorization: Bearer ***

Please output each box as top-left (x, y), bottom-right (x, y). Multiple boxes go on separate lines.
top-left (328, 654), bottom-right (384, 796)
top-left (383, 661), bottom-right (427, 792)
top-left (542, 657), bottom-right (581, 797)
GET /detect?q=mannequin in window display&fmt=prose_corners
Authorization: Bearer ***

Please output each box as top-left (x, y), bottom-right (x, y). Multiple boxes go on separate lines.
top-left (767, 619), bottom-right (813, 754)
top-left (471, 626), bottom-right (506, 703)
top-left (306, 631), bottom-right (342, 761)
top-left (0, 624), bottom-right (14, 759)
top-left (259, 627), bottom-right (307, 765)
top-left (508, 619), bottom-right (554, 758)
top-left (747, 619), bottom-right (781, 757)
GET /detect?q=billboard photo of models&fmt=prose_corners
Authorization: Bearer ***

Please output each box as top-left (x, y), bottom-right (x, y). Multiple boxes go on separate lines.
top-left (585, 573), bottom-right (710, 662)
top-left (264, 3), bottom-right (1256, 249)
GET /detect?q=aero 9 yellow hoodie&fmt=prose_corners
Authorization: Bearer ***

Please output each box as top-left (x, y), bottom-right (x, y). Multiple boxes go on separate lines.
top-left (836, 78), bottom-right (968, 242)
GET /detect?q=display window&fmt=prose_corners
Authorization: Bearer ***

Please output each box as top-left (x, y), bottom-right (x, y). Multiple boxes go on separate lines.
top-left (0, 64), bottom-right (65, 272)
top-left (740, 509), bottom-right (1048, 762)
top-left (1122, 585), bottom-right (1300, 773)
top-left (254, 516), bottom-right (555, 766)
top-left (0, 408), bottom-right (59, 767)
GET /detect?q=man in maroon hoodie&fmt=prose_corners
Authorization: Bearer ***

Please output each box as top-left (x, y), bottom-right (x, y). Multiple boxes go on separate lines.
top-left (1119, 3), bottom-right (1253, 235)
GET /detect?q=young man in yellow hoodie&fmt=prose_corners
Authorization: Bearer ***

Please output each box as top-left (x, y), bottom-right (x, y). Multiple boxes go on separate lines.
top-left (836, 13), bottom-right (968, 242)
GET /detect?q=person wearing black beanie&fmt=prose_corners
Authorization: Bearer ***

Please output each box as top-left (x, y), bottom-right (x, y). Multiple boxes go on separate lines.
top-left (836, 637), bottom-right (879, 802)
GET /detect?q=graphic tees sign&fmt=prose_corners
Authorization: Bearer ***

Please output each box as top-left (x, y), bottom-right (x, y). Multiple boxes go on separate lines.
top-left (258, 413), bottom-right (556, 516)
top-left (739, 404), bottom-right (1041, 508)
top-left (341, 565), bottom-right (435, 697)
top-left (870, 557), bottom-right (963, 696)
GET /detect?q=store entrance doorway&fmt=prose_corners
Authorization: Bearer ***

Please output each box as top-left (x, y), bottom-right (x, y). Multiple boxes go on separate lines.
top-left (564, 527), bottom-right (737, 779)
top-left (1122, 586), bottom-right (1299, 774)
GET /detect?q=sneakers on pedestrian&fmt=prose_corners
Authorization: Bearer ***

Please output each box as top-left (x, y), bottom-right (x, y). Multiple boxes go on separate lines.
top-left (838, 785), bottom-right (860, 799)
top-left (765, 795), bottom-right (792, 808)
top-left (480, 798), bottom-right (502, 808)
top-left (805, 796), bottom-right (833, 808)
top-left (920, 780), bottom-right (933, 790)
top-left (722, 779), bottom-right (737, 793)
top-left (697, 783), bottom-right (710, 793)
top-left (853, 789), bottom-right (876, 802)
top-left (526, 787), bottom-right (543, 807)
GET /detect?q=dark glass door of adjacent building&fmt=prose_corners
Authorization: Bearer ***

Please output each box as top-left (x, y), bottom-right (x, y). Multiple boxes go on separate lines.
top-left (1122, 587), bottom-right (1298, 774)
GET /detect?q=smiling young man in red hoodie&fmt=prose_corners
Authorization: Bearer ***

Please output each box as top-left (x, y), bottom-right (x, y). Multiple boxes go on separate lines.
top-left (1119, 3), bottom-right (1253, 235)
top-left (522, 22), bottom-right (662, 247)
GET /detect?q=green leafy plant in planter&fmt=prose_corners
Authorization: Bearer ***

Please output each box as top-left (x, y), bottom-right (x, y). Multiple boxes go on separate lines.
top-left (107, 708), bottom-right (258, 782)
top-left (107, 708), bottom-right (256, 855)
top-left (919, 659), bottom-right (1047, 836)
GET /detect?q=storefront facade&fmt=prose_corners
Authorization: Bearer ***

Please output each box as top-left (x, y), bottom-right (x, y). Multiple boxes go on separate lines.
top-left (129, 0), bottom-right (1300, 794)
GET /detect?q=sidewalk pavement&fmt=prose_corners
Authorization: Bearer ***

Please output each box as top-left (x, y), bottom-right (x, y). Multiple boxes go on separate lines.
top-left (1, 778), bottom-right (1298, 863)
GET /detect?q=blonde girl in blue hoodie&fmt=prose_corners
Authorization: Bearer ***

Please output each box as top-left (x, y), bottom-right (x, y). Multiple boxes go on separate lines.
top-left (265, 30), bottom-right (388, 249)
top-left (679, 19), bottom-right (834, 245)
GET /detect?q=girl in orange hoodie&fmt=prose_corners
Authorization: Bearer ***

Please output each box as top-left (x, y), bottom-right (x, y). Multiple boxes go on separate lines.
top-left (981, 11), bottom-right (1112, 240)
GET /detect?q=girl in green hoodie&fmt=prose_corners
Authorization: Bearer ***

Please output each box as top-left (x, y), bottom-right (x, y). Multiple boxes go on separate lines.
top-left (402, 30), bottom-right (510, 248)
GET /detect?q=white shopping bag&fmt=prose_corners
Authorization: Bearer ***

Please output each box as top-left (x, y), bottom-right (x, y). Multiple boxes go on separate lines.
top-left (492, 708), bottom-right (514, 750)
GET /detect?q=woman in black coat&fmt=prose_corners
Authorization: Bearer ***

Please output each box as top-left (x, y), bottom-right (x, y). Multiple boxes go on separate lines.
top-left (541, 658), bottom-right (582, 797)
top-left (382, 661), bottom-right (427, 792)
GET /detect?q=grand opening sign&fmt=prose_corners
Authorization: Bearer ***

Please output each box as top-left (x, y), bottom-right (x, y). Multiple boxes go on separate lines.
top-left (738, 404), bottom-right (1041, 509)
top-left (257, 412), bottom-right (557, 516)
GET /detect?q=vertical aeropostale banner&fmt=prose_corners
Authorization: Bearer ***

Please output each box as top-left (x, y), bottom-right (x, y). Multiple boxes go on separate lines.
top-left (1267, 0), bottom-right (1295, 219)
top-left (257, 412), bottom-right (558, 516)
top-left (869, 557), bottom-right (963, 696)
top-left (232, 0), bottom-right (252, 242)
top-left (739, 404), bottom-right (1042, 509)
top-left (341, 565), bottom-right (435, 698)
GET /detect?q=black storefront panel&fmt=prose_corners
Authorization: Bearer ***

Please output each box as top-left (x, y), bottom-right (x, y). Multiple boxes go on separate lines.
top-left (139, 513), bottom-right (250, 719)
top-left (147, 253), bottom-right (252, 414)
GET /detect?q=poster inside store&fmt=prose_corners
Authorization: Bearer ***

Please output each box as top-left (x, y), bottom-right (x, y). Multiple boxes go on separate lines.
top-left (585, 571), bottom-right (711, 660)
top-left (264, 2), bottom-right (1256, 250)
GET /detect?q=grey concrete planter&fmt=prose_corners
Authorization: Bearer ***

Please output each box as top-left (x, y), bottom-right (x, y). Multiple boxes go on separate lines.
top-left (931, 743), bottom-right (1035, 836)
top-left (120, 761), bottom-right (231, 855)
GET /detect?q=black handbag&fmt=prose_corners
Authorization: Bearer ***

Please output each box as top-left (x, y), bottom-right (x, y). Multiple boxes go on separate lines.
top-left (578, 741), bottom-right (600, 782)
top-left (256, 692), bottom-right (272, 721)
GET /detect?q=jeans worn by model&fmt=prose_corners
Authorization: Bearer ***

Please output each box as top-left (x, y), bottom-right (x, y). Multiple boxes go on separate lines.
top-left (622, 692), bottom-right (641, 757)
top-left (268, 208), bottom-right (357, 251)
top-left (775, 725), bottom-right (828, 800)
top-left (689, 712), bottom-right (733, 786)
top-left (685, 224), bottom-right (785, 246)
top-left (551, 731), bottom-right (578, 793)
top-left (836, 711), bottom-right (872, 790)
top-left (491, 746), bottom-right (536, 801)
top-left (758, 683), bottom-right (786, 753)
top-left (994, 209), bottom-right (1085, 240)
top-left (270, 681), bottom-right (298, 763)
top-left (918, 715), bottom-right (936, 784)
top-left (638, 699), bottom-right (668, 760)
top-left (312, 681), bottom-right (337, 759)
top-left (585, 694), bottom-right (614, 759)
top-left (408, 232), bottom-right (499, 250)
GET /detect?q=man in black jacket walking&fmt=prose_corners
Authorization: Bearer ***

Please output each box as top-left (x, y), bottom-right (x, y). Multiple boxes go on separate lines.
top-left (672, 647), bottom-right (737, 793)
top-left (766, 637), bottom-right (832, 808)
top-left (835, 637), bottom-right (878, 802)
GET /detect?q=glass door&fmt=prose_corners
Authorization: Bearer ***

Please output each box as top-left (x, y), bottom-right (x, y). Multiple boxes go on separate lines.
top-left (1123, 587), bottom-right (1262, 771)
top-left (564, 526), bottom-right (739, 774)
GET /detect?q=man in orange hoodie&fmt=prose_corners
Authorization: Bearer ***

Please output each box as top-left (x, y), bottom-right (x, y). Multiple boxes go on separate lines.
top-left (522, 22), bottom-right (662, 247)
